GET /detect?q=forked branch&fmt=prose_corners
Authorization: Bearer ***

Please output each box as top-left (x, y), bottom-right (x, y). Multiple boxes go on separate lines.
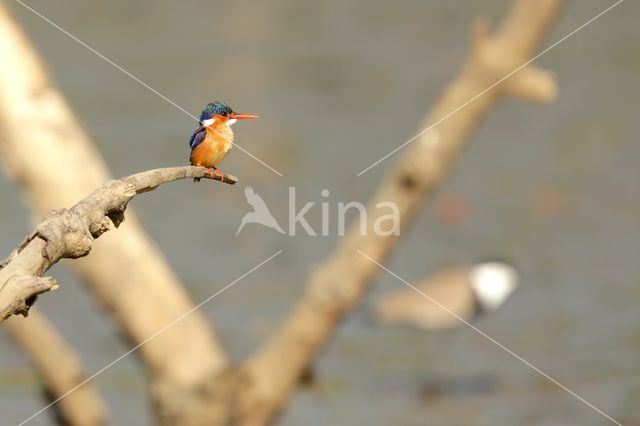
top-left (236, 0), bottom-right (563, 423)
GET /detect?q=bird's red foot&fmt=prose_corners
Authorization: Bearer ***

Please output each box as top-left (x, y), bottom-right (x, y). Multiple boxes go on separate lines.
top-left (206, 167), bottom-right (224, 182)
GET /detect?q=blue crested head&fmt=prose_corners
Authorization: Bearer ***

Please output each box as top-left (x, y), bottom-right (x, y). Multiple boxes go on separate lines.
top-left (199, 101), bottom-right (233, 123)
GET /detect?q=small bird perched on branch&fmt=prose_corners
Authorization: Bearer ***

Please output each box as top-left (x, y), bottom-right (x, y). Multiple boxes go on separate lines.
top-left (189, 101), bottom-right (257, 182)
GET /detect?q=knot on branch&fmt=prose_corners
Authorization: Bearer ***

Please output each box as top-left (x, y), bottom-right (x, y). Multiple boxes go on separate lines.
top-left (89, 180), bottom-right (136, 229)
top-left (37, 209), bottom-right (93, 260)
top-left (0, 275), bottom-right (58, 319)
top-left (393, 130), bottom-right (445, 192)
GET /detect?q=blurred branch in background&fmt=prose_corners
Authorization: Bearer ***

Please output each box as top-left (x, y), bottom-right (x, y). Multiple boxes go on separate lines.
top-left (0, 0), bottom-right (565, 424)
top-left (4, 309), bottom-right (107, 426)
top-left (0, 166), bottom-right (236, 321)
top-left (0, 4), bottom-right (231, 424)
top-left (238, 0), bottom-right (561, 423)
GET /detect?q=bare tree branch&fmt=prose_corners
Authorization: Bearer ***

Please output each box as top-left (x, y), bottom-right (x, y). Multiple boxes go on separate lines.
top-left (4, 309), bottom-right (108, 426)
top-left (0, 166), bottom-right (236, 321)
top-left (236, 0), bottom-right (563, 423)
top-left (0, 1), bottom-right (565, 424)
top-left (0, 5), bottom-right (232, 423)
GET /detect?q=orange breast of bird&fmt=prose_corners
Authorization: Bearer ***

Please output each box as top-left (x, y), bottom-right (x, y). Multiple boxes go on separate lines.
top-left (191, 126), bottom-right (234, 168)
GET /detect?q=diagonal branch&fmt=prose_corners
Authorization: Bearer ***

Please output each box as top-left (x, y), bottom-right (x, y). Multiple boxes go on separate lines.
top-left (4, 309), bottom-right (108, 426)
top-left (0, 166), bottom-right (236, 321)
top-left (0, 5), bottom-right (232, 422)
top-left (236, 0), bottom-right (563, 423)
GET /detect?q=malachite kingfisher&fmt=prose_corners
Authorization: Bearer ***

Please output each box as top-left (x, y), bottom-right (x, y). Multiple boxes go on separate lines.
top-left (189, 101), bottom-right (258, 182)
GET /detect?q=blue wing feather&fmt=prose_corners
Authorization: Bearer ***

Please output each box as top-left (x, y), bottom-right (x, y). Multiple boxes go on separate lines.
top-left (189, 127), bottom-right (206, 163)
top-left (189, 126), bottom-right (206, 149)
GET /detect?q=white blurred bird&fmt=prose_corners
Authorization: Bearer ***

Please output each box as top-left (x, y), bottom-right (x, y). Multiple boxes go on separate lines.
top-left (373, 260), bottom-right (520, 330)
top-left (371, 260), bottom-right (520, 398)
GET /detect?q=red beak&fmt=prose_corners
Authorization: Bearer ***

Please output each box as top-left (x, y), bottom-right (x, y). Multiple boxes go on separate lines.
top-left (229, 113), bottom-right (258, 120)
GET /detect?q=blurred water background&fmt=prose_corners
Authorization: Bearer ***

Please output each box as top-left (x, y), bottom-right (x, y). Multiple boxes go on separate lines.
top-left (1, 1), bottom-right (639, 424)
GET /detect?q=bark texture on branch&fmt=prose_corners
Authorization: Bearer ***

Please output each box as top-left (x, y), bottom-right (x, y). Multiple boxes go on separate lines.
top-left (0, 166), bottom-right (235, 321)
top-left (4, 309), bottom-right (107, 426)
top-left (0, 5), bottom-right (230, 423)
top-left (236, 1), bottom-right (562, 423)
